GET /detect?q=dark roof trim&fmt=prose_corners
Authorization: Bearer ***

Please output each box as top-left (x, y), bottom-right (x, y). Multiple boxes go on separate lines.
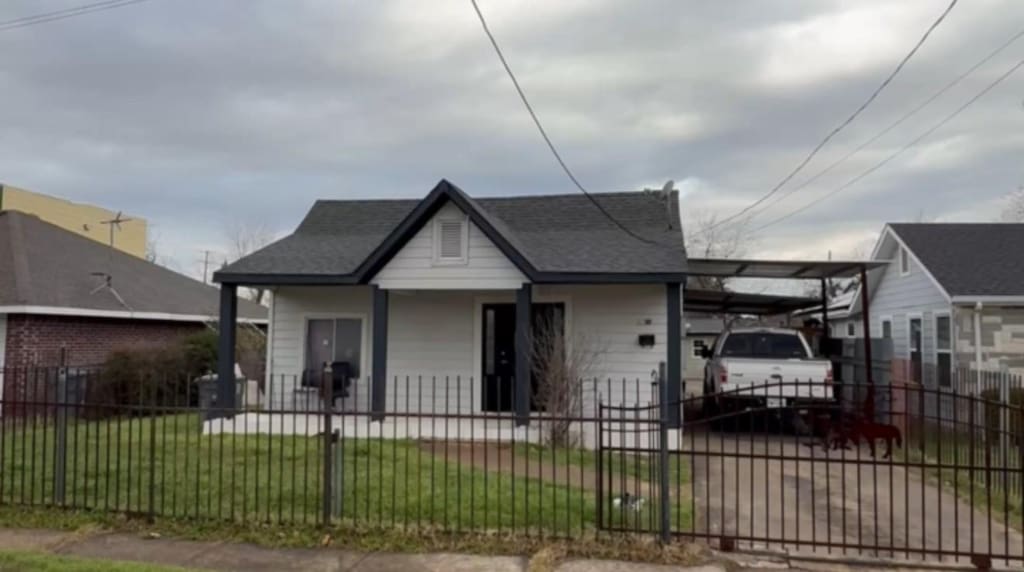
top-left (532, 272), bottom-right (687, 284)
top-left (352, 179), bottom-right (539, 283)
top-left (214, 273), bottom-right (361, 286)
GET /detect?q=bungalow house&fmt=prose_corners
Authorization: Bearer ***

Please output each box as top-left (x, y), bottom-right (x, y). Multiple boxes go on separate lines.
top-left (845, 223), bottom-right (1024, 388)
top-left (0, 211), bottom-right (266, 407)
top-left (213, 180), bottom-right (688, 426)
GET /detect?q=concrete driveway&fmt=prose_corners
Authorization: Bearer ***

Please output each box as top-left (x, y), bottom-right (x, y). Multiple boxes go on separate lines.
top-left (684, 430), bottom-right (1024, 566)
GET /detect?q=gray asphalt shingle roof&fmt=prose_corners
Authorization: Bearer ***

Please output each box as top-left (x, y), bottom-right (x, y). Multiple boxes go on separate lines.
top-left (890, 223), bottom-right (1024, 297)
top-left (0, 211), bottom-right (266, 320)
top-left (219, 181), bottom-right (687, 280)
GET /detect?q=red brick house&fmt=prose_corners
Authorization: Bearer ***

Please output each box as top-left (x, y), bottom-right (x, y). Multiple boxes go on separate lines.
top-left (0, 211), bottom-right (266, 401)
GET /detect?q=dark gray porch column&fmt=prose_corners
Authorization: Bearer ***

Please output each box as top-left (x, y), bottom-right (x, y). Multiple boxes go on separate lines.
top-left (371, 285), bottom-right (388, 422)
top-left (666, 282), bottom-right (682, 428)
top-left (515, 283), bottom-right (532, 426)
top-left (216, 284), bottom-right (238, 415)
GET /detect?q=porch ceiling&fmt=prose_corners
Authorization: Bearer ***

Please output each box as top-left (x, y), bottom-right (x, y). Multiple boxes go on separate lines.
top-left (687, 257), bottom-right (889, 279)
top-left (684, 288), bottom-right (821, 315)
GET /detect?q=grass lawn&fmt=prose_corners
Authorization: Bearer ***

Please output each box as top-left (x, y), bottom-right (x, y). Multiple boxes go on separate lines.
top-left (514, 443), bottom-right (693, 532)
top-left (903, 421), bottom-right (1023, 531)
top-left (0, 413), bottom-right (698, 536)
top-left (0, 550), bottom-right (201, 572)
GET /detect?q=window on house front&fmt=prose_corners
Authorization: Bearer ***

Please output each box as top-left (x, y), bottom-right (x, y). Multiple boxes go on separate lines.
top-left (900, 247), bottom-right (910, 275)
top-left (301, 317), bottom-right (362, 384)
top-left (936, 315), bottom-right (952, 388)
top-left (882, 320), bottom-right (892, 339)
top-left (846, 323), bottom-right (856, 337)
top-left (434, 217), bottom-right (468, 264)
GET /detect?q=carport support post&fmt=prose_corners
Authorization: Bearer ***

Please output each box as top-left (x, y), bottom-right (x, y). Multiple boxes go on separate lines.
top-left (371, 286), bottom-right (388, 422)
top-left (514, 284), bottom-right (532, 427)
top-left (216, 284), bottom-right (238, 417)
top-left (820, 278), bottom-right (831, 356)
top-left (860, 266), bottom-right (876, 386)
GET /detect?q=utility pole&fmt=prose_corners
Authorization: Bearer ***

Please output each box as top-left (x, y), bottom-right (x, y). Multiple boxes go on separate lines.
top-left (201, 250), bottom-right (211, 284)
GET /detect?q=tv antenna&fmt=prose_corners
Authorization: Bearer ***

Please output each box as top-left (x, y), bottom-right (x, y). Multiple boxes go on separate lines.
top-left (99, 211), bottom-right (132, 249)
top-left (90, 272), bottom-right (133, 311)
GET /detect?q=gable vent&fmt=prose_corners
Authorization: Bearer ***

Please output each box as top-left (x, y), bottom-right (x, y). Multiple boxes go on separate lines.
top-left (437, 219), bottom-right (466, 261)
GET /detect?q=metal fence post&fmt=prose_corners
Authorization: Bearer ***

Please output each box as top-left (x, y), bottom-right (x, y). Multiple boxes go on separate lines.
top-left (321, 365), bottom-right (334, 525)
top-left (596, 400), bottom-right (604, 531)
top-left (1000, 370), bottom-right (1010, 465)
top-left (53, 366), bottom-right (68, 506)
top-left (148, 375), bottom-right (158, 523)
top-left (658, 375), bottom-right (670, 543)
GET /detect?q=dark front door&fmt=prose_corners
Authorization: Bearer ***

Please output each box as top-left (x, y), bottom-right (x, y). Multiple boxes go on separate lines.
top-left (481, 302), bottom-right (566, 412)
top-left (482, 304), bottom-right (516, 411)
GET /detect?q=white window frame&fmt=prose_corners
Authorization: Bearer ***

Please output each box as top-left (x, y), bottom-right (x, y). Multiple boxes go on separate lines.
top-left (880, 316), bottom-right (893, 340)
top-left (432, 215), bottom-right (469, 266)
top-left (899, 247), bottom-right (910, 276)
top-left (934, 312), bottom-right (953, 388)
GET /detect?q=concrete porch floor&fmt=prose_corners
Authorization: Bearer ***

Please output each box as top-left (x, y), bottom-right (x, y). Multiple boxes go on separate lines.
top-left (201, 413), bottom-right (683, 451)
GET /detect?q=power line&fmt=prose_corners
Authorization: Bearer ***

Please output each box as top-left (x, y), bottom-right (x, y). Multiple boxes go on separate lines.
top-left (753, 56), bottom-right (1024, 233)
top-left (469, 0), bottom-right (670, 247)
top-left (745, 23), bottom-right (1024, 222)
top-left (0, 0), bottom-right (153, 33)
top-left (700, 0), bottom-right (960, 235)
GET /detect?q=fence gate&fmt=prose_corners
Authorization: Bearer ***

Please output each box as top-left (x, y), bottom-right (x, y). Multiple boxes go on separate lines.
top-left (598, 380), bottom-right (1024, 569)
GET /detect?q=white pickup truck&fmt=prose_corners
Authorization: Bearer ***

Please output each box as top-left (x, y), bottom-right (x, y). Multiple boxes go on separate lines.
top-left (701, 327), bottom-right (833, 416)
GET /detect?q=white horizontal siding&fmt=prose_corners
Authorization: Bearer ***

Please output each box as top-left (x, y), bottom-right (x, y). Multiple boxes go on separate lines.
top-left (868, 234), bottom-right (950, 368)
top-left (371, 203), bottom-right (527, 290)
top-left (266, 284), bottom-right (672, 415)
top-left (267, 286), bottom-right (374, 411)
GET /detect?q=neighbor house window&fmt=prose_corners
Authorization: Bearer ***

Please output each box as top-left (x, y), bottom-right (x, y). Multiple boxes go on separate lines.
top-left (846, 323), bottom-right (856, 337)
top-left (936, 314), bottom-right (952, 388)
top-left (433, 216), bottom-right (468, 264)
top-left (882, 320), bottom-right (892, 339)
top-left (900, 247), bottom-right (910, 276)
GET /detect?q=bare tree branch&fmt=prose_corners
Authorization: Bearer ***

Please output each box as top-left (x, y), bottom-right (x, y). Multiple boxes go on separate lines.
top-left (224, 219), bottom-right (274, 304)
top-left (1000, 185), bottom-right (1024, 222)
top-left (529, 314), bottom-right (605, 447)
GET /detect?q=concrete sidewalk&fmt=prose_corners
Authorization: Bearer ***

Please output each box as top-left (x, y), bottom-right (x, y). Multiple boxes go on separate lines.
top-left (0, 526), bottom-right (996, 571)
top-left (0, 527), bottom-right (721, 572)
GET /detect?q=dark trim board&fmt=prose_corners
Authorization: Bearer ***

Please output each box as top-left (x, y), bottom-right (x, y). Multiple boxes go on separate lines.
top-left (212, 273), bottom-right (361, 286)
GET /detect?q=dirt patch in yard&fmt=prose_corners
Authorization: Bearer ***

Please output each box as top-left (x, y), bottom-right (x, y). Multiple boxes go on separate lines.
top-left (418, 440), bottom-right (658, 498)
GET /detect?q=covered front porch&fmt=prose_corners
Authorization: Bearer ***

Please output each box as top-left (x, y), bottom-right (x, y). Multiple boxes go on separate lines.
top-left (213, 281), bottom-right (685, 432)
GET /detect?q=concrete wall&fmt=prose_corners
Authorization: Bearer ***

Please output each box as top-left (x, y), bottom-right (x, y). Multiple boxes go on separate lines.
top-left (0, 185), bottom-right (147, 258)
top-left (954, 305), bottom-right (1024, 378)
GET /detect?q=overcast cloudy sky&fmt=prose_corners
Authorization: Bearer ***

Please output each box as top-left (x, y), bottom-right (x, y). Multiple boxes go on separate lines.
top-left (1, 0), bottom-right (1022, 281)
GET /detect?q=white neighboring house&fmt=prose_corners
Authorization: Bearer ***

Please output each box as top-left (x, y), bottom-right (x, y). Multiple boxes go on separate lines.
top-left (213, 180), bottom-right (688, 436)
top-left (844, 223), bottom-right (1024, 388)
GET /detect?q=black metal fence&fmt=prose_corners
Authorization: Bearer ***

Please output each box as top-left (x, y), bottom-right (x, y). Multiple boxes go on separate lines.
top-left (1, 366), bottom-right (1022, 568)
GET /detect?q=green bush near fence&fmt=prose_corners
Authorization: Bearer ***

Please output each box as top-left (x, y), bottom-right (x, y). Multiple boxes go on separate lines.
top-left (978, 387), bottom-right (1024, 447)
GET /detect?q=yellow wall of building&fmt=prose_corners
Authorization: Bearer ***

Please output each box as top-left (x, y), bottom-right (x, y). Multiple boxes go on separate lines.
top-left (0, 184), bottom-right (147, 258)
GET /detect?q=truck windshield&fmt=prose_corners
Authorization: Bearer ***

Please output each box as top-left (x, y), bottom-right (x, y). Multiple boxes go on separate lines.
top-left (719, 333), bottom-right (807, 359)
